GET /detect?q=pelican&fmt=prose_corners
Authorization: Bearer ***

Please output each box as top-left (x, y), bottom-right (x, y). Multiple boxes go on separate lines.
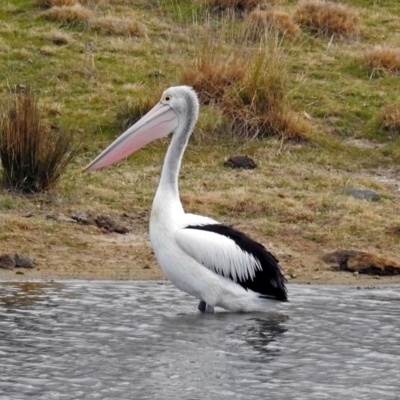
top-left (84, 86), bottom-right (288, 313)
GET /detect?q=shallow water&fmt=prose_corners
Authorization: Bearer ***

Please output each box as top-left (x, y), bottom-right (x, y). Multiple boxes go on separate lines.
top-left (0, 281), bottom-right (399, 400)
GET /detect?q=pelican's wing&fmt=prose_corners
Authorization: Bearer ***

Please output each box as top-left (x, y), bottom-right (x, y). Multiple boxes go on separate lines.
top-left (175, 224), bottom-right (287, 301)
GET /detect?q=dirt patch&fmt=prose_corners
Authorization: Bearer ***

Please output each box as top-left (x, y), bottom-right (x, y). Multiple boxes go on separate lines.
top-left (1, 210), bottom-right (400, 286)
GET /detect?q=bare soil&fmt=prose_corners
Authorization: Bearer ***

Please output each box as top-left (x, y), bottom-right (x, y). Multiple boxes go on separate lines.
top-left (1, 208), bottom-right (400, 287)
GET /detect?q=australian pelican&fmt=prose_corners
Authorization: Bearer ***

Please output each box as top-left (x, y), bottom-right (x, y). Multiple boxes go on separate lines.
top-left (84, 86), bottom-right (288, 313)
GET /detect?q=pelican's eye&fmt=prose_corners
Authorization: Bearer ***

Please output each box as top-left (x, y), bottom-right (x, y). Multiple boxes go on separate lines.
top-left (162, 95), bottom-right (172, 104)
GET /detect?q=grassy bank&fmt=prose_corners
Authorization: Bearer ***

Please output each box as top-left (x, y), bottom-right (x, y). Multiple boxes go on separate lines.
top-left (0, 0), bottom-right (399, 283)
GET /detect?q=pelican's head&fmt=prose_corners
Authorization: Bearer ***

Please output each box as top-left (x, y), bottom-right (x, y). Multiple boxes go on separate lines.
top-left (83, 85), bottom-right (199, 173)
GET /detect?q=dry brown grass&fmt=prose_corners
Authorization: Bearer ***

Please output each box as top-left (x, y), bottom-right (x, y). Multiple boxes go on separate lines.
top-left (39, 45), bottom-right (58, 56)
top-left (0, 89), bottom-right (76, 192)
top-left (89, 16), bottom-right (146, 37)
top-left (45, 30), bottom-right (72, 45)
top-left (202, 0), bottom-right (262, 14)
top-left (179, 52), bottom-right (245, 105)
top-left (35, 0), bottom-right (79, 8)
top-left (295, 0), bottom-right (359, 38)
top-left (220, 48), bottom-right (312, 140)
top-left (379, 105), bottom-right (400, 135)
top-left (245, 9), bottom-right (301, 40)
top-left (364, 47), bottom-right (400, 74)
top-left (44, 5), bottom-right (93, 24)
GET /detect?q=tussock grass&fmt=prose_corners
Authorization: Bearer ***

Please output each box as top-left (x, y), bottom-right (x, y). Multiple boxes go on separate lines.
top-left (39, 45), bottom-right (58, 56)
top-left (179, 47), bottom-right (245, 105)
top-left (89, 16), bottom-right (147, 37)
top-left (35, 0), bottom-right (79, 8)
top-left (44, 5), bottom-right (93, 24)
top-left (295, 0), bottom-right (359, 38)
top-left (0, 89), bottom-right (76, 193)
top-left (45, 30), bottom-right (72, 45)
top-left (220, 46), bottom-right (312, 140)
top-left (379, 105), bottom-right (400, 136)
top-left (245, 9), bottom-right (301, 40)
top-left (364, 47), bottom-right (400, 74)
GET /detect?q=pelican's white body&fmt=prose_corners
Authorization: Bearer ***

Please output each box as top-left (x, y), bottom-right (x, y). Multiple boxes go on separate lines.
top-left (150, 190), bottom-right (275, 312)
top-left (85, 86), bottom-right (287, 312)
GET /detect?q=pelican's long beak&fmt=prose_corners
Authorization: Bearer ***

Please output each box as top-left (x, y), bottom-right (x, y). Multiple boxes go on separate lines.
top-left (83, 102), bottom-right (179, 172)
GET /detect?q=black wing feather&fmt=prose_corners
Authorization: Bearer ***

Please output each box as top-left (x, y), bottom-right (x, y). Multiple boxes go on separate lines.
top-left (185, 224), bottom-right (288, 302)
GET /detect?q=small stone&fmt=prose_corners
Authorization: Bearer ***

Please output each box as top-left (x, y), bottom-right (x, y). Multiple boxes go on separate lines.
top-left (284, 274), bottom-right (291, 280)
top-left (15, 271), bottom-right (24, 275)
top-left (71, 211), bottom-right (95, 225)
top-left (14, 254), bottom-right (35, 268)
top-left (95, 214), bottom-right (130, 234)
top-left (23, 211), bottom-right (34, 218)
top-left (353, 271), bottom-right (359, 276)
top-left (345, 188), bottom-right (381, 201)
top-left (224, 156), bottom-right (256, 170)
top-left (0, 254), bottom-right (16, 270)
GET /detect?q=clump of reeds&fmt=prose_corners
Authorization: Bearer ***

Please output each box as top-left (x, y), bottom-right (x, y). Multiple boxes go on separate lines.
top-left (115, 92), bottom-right (161, 131)
top-left (364, 47), bottom-right (400, 74)
top-left (379, 105), bottom-right (400, 135)
top-left (245, 9), bottom-right (301, 40)
top-left (0, 88), bottom-right (76, 192)
top-left (89, 16), bottom-right (146, 37)
top-left (35, 0), bottom-right (79, 8)
top-left (295, 0), bottom-right (359, 38)
top-left (202, 0), bottom-right (262, 14)
top-left (44, 5), bottom-right (93, 24)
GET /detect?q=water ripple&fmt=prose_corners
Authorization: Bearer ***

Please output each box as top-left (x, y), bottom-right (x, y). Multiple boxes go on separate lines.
top-left (0, 282), bottom-right (399, 399)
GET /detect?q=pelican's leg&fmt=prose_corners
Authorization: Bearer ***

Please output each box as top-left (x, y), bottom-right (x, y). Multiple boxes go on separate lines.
top-left (198, 300), bottom-right (206, 312)
top-left (205, 304), bottom-right (215, 314)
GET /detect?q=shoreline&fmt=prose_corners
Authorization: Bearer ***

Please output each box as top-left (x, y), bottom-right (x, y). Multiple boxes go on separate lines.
top-left (1, 269), bottom-right (400, 286)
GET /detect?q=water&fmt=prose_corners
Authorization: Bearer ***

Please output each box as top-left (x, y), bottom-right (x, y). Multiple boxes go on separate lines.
top-left (0, 281), bottom-right (399, 400)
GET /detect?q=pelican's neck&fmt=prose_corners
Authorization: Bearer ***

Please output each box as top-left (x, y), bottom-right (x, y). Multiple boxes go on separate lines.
top-left (157, 132), bottom-right (188, 202)
top-left (152, 88), bottom-right (199, 219)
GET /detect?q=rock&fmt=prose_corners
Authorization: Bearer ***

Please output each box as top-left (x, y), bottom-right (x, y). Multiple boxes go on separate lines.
top-left (71, 210), bottom-right (130, 234)
top-left (95, 214), bottom-right (130, 234)
top-left (322, 250), bottom-right (359, 265)
top-left (323, 250), bottom-right (400, 276)
top-left (14, 254), bottom-right (35, 268)
top-left (345, 188), bottom-right (381, 201)
top-left (0, 254), bottom-right (35, 269)
top-left (0, 254), bottom-right (16, 270)
top-left (224, 155), bottom-right (256, 170)
top-left (71, 211), bottom-right (95, 225)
